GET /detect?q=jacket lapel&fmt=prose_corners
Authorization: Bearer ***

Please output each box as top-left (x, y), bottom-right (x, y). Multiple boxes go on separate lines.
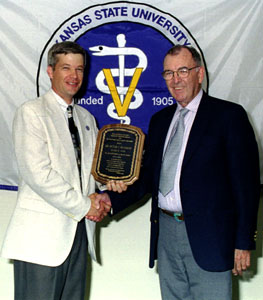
top-left (44, 90), bottom-right (78, 174)
top-left (160, 105), bottom-right (177, 152)
top-left (73, 105), bottom-right (97, 194)
top-left (182, 94), bottom-right (211, 168)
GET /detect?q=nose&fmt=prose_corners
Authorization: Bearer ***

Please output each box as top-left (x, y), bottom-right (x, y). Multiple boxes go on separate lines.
top-left (69, 67), bottom-right (80, 79)
top-left (71, 69), bottom-right (78, 78)
top-left (172, 71), bottom-right (181, 83)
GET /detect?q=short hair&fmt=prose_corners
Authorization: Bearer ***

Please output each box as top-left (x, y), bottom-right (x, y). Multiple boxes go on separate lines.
top-left (47, 41), bottom-right (86, 69)
top-left (165, 45), bottom-right (202, 66)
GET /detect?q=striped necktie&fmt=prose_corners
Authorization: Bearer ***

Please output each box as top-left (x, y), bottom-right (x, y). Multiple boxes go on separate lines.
top-left (67, 105), bottom-right (81, 177)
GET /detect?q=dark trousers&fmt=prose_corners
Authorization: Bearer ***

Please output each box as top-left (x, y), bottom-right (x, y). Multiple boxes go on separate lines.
top-left (14, 219), bottom-right (88, 300)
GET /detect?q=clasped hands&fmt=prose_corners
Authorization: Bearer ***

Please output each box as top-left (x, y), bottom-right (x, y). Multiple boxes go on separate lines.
top-left (86, 180), bottom-right (127, 222)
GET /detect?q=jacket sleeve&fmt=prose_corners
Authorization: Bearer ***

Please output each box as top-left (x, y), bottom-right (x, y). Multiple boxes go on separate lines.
top-left (225, 105), bottom-right (260, 249)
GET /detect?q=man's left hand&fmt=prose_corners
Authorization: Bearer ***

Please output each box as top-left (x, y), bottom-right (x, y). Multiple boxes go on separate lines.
top-left (232, 249), bottom-right (251, 276)
top-left (106, 180), bottom-right (128, 193)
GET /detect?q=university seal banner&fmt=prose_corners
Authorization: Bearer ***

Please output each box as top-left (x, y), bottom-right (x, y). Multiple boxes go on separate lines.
top-left (0, 0), bottom-right (262, 189)
top-left (37, 1), bottom-right (208, 134)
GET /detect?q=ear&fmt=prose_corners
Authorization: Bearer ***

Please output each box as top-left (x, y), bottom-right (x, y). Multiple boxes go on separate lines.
top-left (198, 66), bottom-right (205, 84)
top-left (47, 66), bottom-right (53, 80)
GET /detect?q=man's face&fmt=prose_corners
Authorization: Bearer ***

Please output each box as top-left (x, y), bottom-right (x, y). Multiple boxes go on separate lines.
top-left (47, 53), bottom-right (84, 104)
top-left (163, 48), bottom-right (204, 107)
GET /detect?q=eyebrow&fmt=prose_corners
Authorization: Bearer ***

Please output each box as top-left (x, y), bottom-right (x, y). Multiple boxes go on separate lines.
top-left (163, 66), bottom-right (189, 71)
top-left (60, 63), bottom-right (84, 69)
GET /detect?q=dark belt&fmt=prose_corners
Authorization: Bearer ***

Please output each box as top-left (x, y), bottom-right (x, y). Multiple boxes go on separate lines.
top-left (161, 209), bottom-right (184, 222)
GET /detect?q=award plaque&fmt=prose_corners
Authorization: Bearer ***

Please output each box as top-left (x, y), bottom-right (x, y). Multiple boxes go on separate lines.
top-left (91, 124), bottom-right (145, 185)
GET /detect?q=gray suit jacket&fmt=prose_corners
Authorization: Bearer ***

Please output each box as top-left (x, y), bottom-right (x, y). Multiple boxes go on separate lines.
top-left (1, 90), bottom-right (100, 266)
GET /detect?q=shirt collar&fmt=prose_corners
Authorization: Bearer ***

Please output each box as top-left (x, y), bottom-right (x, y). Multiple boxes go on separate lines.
top-left (51, 89), bottom-right (74, 113)
top-left (177, 89), bottom-right (203, 113)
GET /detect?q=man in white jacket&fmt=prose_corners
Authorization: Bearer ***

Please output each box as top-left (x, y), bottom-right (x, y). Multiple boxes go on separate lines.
top-left (1, 41), bottom-right (116, 300)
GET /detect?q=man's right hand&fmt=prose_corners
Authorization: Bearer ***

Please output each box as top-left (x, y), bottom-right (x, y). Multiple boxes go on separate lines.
top-left (86, 193), bottom-right (111, 222)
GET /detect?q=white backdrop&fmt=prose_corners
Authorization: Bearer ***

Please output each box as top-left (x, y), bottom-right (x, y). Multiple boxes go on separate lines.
top-left (0, 0), bottom-right (262, 188)
top-left (0, 1), bottom-right (263, 299)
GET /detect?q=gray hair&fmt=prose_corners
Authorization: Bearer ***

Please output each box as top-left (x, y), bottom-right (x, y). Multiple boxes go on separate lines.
top-left (165, 45), bottom-right (202, 66)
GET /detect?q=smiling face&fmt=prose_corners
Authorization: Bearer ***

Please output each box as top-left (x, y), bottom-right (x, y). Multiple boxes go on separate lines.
top-left (163, 48), bottom-right (204, 107)
top-left (47, 53), bottom-right (84, 104)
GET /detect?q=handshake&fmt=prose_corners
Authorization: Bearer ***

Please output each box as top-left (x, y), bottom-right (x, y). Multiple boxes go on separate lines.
top-left (86, 181), bottom-right (127, 222)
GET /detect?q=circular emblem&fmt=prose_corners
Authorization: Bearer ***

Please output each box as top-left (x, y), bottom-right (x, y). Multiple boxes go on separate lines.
top-left (37, 1), bottom-right (208, 133)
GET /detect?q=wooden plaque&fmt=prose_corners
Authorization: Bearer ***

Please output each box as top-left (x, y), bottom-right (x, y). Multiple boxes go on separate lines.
top-left (91, 124), bottom-right (145, 185)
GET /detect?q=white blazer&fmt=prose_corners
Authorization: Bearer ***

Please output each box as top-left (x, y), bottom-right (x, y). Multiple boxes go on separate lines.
top-left (1, 90), bottom-right (101, 266)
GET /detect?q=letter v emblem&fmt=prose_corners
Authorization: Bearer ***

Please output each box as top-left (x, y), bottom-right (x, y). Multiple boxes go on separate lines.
top-left (103, 68), bottom-right (143, 117)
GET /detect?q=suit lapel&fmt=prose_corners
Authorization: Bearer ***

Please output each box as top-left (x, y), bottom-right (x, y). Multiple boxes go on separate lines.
top-left (159, 104), bottom-right (178, 150)
top-left (44, 91), bottom-right (78, 173)
top-left (182, 94), bottom-right (211, 168)
top-left (73, 106), bottom-right (97, 194)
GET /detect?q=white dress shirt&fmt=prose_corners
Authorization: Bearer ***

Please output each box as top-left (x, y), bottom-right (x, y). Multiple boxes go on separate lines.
top-left (158, 89), bottom-right (203, 212)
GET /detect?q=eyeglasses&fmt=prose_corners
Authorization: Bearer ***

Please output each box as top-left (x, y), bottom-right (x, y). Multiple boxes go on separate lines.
top-left (162, 66), bottom-right (200, 80)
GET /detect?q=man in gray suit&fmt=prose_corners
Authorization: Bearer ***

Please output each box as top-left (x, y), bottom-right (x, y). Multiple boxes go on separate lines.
top-left (1, 41), bottom-right (120, 300)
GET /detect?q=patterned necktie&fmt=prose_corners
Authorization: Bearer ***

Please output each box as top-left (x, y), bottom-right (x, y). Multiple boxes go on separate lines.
top-left (159, 108), bottom-right (189, 196)
top-left (67, 105), bottom-right (81, 177)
